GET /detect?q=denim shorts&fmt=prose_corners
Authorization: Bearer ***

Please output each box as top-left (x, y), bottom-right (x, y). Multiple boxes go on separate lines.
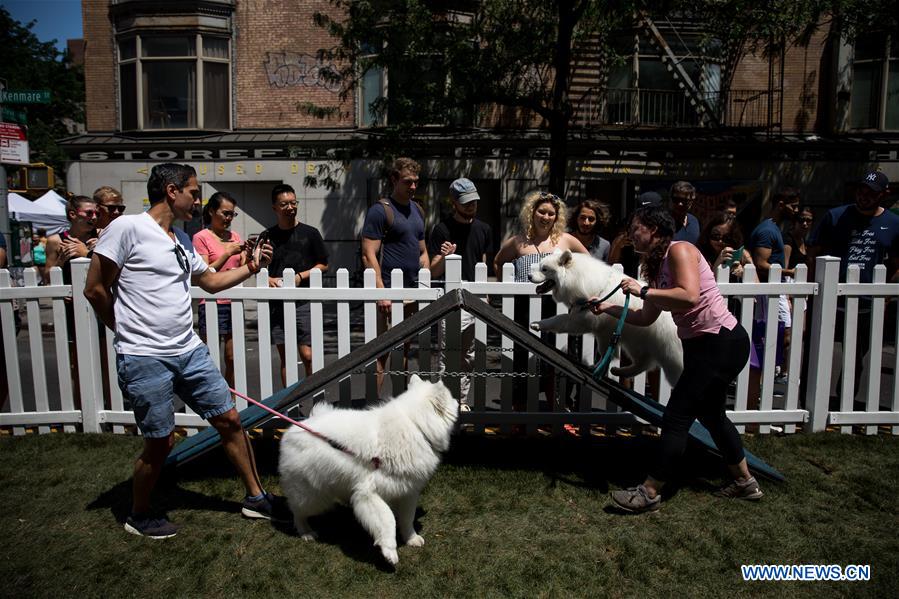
top-left (270, 302), bottom-right (313, 346)
top-left (198, 302), bottom-right (233, 336)
top-left (116, 345), bottom-right (234, 438)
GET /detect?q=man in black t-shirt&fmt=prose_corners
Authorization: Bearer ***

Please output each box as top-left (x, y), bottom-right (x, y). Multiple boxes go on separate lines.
top-left (429, 178), bottom-right (493, 408)
top-left (264, 184), bottom-right (329, 382)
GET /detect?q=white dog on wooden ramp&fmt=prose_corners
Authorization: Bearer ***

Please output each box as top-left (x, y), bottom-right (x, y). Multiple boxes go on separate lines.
top-left (278, 375), bottom-right (458, 566)
top-left (528, 250), bottom-right (684, 385)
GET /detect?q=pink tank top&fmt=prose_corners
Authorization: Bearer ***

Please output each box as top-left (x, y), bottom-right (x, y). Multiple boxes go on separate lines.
top-left (658, 241), bottom-right (737, 339)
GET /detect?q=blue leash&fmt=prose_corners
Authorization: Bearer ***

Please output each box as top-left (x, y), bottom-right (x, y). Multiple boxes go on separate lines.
top-left (578, 282), bottom-right (631, 380)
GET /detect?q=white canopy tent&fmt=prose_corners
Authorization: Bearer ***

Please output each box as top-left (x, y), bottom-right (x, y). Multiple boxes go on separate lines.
top-left (8, 190), bottom-right (69, 234)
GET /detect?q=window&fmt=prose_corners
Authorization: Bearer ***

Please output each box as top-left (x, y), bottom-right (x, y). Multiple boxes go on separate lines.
top-left (850, 34), bottom-right (899, 131)
top-left (356, 40), bottom-right (474, 128)
top-left (118, 34), bottom-right (231, 131)
top-left (604, 27), bottom-right (722, 127)
top-left (358, 44), bottom-right (387, 127)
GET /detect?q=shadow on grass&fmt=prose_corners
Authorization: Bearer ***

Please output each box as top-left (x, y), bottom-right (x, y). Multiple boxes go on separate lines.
top-left (83, 431), bottom-right (755, 566)
top-left (84, 436), bottom-right (284, 526)
top-left (273, 506), bottom-right (429, 571)
top-left (85, 478), bottom-right (244, 524)
top-left (444, 433), bottom-right (740, 500)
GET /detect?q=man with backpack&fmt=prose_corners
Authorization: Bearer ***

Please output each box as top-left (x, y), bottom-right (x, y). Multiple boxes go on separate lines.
top-left (360, 157), bottom-right (429, 393)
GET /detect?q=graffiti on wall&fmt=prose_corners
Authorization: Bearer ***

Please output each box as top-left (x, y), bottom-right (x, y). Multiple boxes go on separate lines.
top-left (264, 51), bottom-right (340, 92)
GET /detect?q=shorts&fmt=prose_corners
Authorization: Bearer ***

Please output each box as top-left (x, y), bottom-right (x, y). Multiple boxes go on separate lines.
top-left (198, 302), bottom-right (233, 336)
top-left (750, 319), bottom-right (785, 369)
top-left (116, 345), bottom-right (234, 438)
top-left (271, 302), bottom-right (313, 346)
top-left (376, 299), bottom-right (419, 335)
top-left (754, 294), bottom-right (792, 328)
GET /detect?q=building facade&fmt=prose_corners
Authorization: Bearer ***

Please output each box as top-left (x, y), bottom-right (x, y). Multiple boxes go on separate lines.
top-left (63, 0), bottom-right (899, 272)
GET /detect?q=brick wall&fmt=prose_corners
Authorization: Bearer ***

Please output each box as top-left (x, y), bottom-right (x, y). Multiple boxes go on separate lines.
top-left (731, 21), bottom-right (832, 134)
top-left (233, 0), bottom-right (354, 128)
top-left (82, 0), bottom-right (117, 131)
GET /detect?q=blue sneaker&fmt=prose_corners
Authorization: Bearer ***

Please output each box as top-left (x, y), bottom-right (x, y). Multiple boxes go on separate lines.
top-left (241, 492), bottom-right (292, 522)
top-left (124, 514), bottom-right (179, 539)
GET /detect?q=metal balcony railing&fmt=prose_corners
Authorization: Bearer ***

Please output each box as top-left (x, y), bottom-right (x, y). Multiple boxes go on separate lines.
top-left (575, 87), bottom-right (782, 131)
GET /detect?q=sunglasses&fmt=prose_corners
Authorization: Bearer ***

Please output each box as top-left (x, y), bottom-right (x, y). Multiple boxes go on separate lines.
top-left (76, 209), bottom-right (100, 219)
top-left (101, 204), bottom-right (126, 214)
top-left (799, 217), bottom-right (813, 223)
top-left (221, 210), bottom-right (239, 218)
top-left (173, 243), bottom-right (190, 275)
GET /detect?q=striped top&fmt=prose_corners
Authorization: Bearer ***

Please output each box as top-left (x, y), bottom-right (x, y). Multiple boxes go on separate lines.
top-left (513, 252), bottom-right (552, 282)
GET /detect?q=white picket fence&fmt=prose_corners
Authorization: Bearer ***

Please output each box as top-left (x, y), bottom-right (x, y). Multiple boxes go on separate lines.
top-left (1, 255), bottom-right (897, 437)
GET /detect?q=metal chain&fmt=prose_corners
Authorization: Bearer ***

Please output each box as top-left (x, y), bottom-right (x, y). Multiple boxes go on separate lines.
top-left (349, 369), bottom-right (533, 378)
top-left (435, 346), bottom-right (518, 353)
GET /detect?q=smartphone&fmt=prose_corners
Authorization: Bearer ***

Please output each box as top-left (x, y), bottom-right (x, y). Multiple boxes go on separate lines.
top-left (249, 231), bottom-right (269, 265)
top-left (724, 245), bottom-right (744, 268)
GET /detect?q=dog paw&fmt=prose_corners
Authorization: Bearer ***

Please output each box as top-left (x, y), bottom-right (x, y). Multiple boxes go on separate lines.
top-left (300, 531), bottom-right (318, 541)
top-left (406, 534), bottom-right (425, 547)
top-left (380, 546), bottom-right (399, 565)
top-left (530, 322), bottom-right (541, 331)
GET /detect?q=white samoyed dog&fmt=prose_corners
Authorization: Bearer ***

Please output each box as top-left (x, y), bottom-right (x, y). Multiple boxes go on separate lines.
top-left (278, 375), bottom-right (458, 566)
top-left (529, 250), bottom-right (684, 385)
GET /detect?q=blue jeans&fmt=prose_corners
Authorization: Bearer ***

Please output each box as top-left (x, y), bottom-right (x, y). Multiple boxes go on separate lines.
top-left (116, 346), bottom-right (233, 438)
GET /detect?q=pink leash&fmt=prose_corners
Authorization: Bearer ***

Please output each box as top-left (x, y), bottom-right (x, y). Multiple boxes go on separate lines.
top-left (228, 387), bottom-right (380, 469)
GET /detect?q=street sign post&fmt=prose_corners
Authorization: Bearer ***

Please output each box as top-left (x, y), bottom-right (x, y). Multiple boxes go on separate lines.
top-left (0, 123), bottom-right (29, 165)
top-left (0, 90), bottom-right (51, 104)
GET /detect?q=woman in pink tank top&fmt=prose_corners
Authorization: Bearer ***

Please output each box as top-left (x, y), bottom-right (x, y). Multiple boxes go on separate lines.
top-left (589, 204), bottom-right (762, 514)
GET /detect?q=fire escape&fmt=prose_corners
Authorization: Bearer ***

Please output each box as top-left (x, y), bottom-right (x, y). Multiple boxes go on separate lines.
top-left (572, 15), bottom-right (783, 134)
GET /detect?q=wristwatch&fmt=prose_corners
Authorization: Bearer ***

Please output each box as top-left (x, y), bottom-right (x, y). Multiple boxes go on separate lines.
top-left (639, 285), bottom-right (650, 299)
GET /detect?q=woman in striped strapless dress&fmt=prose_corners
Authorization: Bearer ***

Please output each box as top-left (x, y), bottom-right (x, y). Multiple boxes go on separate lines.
top-left (493, 191), bottom-right (588, 413)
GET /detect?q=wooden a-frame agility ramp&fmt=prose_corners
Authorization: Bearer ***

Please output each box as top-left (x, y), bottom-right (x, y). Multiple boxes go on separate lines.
top-left (166, 290), bottom-right (784, 481)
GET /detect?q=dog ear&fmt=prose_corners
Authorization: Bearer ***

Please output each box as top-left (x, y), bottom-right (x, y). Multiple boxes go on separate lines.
top-left (410, 374), bottom-right (423, 386)
top-left (559, 250), bottom-right (573, 266)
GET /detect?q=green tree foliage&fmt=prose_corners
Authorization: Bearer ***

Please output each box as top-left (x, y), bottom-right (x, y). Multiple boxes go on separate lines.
top-left (310, 0), bottom-right (626, 193)
top-left (307, 1), bottom-right (894, 192)
top-left (0, 7), bottom-right (84, 183)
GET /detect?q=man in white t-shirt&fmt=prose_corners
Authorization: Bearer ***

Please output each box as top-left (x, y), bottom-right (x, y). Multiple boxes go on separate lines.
top-left (85, 163), bottom-right (288, 539)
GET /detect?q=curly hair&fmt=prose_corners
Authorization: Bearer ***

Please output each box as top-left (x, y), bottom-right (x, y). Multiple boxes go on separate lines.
top-left (519, 190), bottom-right (567, 243)
top-left (568, 199), bottom-right (611, 235)
top-left (387, 157), bottom-right (421, 182)
top-left (629, 204), bottom-right (676, 285)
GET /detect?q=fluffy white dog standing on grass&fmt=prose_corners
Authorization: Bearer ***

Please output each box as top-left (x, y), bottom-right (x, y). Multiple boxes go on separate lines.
top-left (529, 250), bottom-right (684, 385)
top-left (278, 375), bottom-right (458, 566)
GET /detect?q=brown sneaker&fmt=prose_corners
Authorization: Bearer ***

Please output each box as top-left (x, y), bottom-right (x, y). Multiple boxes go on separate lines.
top-left (609, 485), bottom-right (661, 514)
top-left (715, 476), bottom-right (763, 500)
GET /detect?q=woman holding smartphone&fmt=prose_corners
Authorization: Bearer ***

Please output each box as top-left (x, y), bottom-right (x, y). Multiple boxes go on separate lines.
top-left (192, 191), bottom-right (245, 386)
top-left (698, 211), bottom-right (752, 279)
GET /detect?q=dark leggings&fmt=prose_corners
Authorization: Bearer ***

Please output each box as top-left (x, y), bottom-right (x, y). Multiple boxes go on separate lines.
top-left (651, 323), bottom-right (751, 482)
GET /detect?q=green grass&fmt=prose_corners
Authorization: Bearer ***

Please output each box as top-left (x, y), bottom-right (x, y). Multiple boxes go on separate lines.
top-left (1, 431), bottom-right (897, 598)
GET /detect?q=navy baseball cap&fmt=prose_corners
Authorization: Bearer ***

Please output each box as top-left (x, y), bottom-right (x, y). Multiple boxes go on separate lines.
top-left (861, 171), bottom-right (889, 193)
top-left (638, 191), bottom-right (662, 206)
